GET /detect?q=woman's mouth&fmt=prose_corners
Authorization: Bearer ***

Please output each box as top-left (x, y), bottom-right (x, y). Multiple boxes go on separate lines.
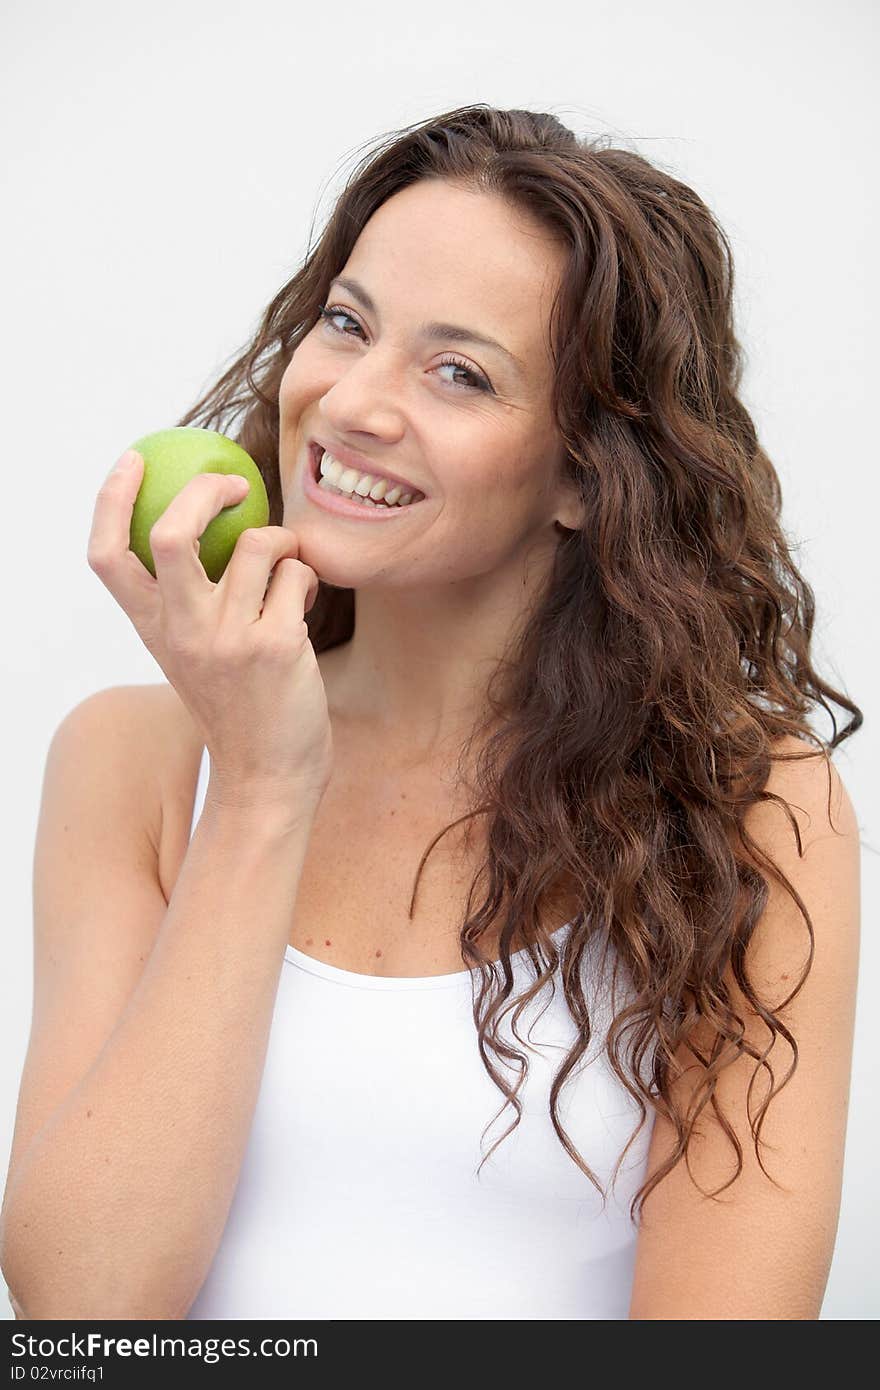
top-left (305, 441), bottom-right (427, 516)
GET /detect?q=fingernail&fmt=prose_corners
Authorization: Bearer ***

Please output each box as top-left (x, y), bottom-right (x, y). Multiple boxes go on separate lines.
top-left (117, 449), bottom-right (139, 470)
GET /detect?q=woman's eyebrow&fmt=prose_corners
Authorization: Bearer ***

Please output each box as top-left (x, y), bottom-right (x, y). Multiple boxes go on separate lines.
top-left (328, 275), bottom-right (526, 376)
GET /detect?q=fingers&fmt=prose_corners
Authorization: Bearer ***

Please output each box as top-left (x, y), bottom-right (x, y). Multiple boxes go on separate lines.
top-left (259, 554), bottom-right (320, 632)
top-left (88, 452), bottom-right (314, 645)
top-left (218, 526), bottom-right (306, 626)
top-left (148, 472), bottom-right (251, 621)
top-left (88, 450), bottom-right (144, 563)
top-left (87, 450), bottom-right (158, 610)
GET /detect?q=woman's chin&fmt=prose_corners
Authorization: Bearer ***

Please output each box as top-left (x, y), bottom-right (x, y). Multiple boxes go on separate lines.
top-left (286, 540), bottom-right (358, 591)
top-left (281, 515), bottom-right (411, 592)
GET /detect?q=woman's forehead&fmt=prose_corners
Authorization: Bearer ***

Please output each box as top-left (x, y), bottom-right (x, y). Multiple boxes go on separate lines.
top-left (343, 182), bottom-right (565, 372)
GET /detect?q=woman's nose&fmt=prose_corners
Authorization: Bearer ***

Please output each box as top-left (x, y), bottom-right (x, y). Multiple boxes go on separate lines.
top-left (321, 351), bottom-right (407, 442)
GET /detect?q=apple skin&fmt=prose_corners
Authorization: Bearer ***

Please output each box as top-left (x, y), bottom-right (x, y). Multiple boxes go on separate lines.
top-left (128, 427), bottom-right (270, 582)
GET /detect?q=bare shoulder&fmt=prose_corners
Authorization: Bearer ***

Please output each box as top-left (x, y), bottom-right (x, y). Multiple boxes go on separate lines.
top-left (630, 733), bottom-right (861, 1318)
top-left (58, 683), bottom-right (202, 858)
top-left (746, 733), bottom-right (859, 849)
top-left (63, 681), bottom-right (196, 746)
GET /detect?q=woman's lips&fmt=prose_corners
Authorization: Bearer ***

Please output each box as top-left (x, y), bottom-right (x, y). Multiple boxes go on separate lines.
top-left (303, 443), bottom-right (427, 520)
top-left (308, 440), bottom-right (425, 498)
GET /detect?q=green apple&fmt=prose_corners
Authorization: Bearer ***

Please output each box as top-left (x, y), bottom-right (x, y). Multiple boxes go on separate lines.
top-left (128, 426), bottom-right (270, 582)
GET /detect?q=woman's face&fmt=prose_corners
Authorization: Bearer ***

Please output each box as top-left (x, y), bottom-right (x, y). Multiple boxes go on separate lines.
top-left (278, 178), bottom-right (582, 589)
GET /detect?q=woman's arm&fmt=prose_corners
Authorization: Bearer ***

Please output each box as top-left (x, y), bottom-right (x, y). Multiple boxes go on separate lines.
top-left (629, 737), bottom-right (861, 1319)
top-left (0, 690), bottom-right (320, 1321)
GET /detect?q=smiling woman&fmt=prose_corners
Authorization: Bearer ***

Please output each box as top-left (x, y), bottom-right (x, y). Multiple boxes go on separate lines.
top-left (0, 104), bottom-right (863, 1323)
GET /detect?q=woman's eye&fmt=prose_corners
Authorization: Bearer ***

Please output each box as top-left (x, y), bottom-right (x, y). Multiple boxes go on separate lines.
top-left (318, 306), bottom-right (362, 337)
top-left (434, 358), bottom-right (491, 393)
top-left (317, 305), bottom-right (493, 394)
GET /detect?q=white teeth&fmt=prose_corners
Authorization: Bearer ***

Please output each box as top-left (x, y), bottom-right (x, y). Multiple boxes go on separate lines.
top-left (337, 466), bottom-right (362, 494)
top-left (317, 449), bottom-right (419, 507)
top-left (318, 453), bottom-right (345, 484)
top-left (316, 475), bottom-right (390, 509)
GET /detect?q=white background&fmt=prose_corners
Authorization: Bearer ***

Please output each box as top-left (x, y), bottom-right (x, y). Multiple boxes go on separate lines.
top-left (0, 0), bottom-right (876, 1319)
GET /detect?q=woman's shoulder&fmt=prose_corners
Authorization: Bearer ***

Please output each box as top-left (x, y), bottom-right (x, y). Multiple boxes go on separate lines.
top-left (57, 681), bottom-right (196, 771)
top-left (91, 681), bottom-right (202, 772)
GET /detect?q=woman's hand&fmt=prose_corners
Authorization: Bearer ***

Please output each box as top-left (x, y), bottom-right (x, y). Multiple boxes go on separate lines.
top-left (87, 449), bottom-right (334, 821)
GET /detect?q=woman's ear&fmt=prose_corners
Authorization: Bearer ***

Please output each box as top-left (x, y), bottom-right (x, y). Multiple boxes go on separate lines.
top-left (554, 485), bottom-right (586, 534)
top-left (551, 446), bottom-right (586, 533)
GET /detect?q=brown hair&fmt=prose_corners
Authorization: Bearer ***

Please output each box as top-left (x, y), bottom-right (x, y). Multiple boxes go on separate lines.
top-left (175, 103), bottom-right (862, 1223)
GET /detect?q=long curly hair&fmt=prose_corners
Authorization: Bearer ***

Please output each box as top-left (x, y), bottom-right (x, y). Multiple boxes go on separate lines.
top-left (174, 103), bottom-right (862, 1223)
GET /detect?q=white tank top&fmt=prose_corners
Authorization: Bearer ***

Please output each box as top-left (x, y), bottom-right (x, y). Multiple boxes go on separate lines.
top-left (185, 746), bottom-right (657, 1320)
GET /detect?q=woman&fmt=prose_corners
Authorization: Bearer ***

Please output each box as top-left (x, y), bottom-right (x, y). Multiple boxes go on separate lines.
top-left (0, 105), bottom-right (862, 1320)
